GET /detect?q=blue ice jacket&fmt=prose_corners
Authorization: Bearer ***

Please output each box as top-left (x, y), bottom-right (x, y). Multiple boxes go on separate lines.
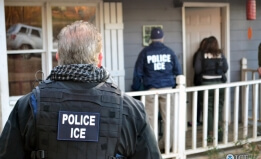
top-left (132, 42), bottom-right (182, 91)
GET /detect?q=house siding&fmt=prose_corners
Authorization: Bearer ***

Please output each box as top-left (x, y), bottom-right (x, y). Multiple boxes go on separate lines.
top-left (123, 0), bottom-right (261, 91)
top-left (123, 0), bottom-right (183, 91)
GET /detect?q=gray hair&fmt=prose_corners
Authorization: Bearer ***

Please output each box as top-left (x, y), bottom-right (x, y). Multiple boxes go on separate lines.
top-left (57, 21), bottom-right (102, 65)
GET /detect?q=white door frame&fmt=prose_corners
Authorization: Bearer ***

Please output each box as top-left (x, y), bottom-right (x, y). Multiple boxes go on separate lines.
top-left (182, 2), bottom-right (231, 125)
top-left (0, 0), bottom-right (9, 129)
top-left (182, 2), bottom-right (230, 83)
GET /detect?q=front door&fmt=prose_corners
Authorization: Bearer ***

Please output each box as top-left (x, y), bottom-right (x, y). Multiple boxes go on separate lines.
top-left (185, 7), bottom-right (221, 123)
top-left (185, 7), bottom-right (221, 87)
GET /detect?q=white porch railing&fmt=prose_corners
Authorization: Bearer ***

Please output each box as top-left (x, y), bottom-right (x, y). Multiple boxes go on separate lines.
top-left (126, 58), bottom-right (261, 159)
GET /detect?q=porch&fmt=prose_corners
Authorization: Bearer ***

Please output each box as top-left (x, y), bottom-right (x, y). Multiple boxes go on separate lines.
top-left (185, 123), bottom-right (261, 159)
top-left (126, 58), bottom-right (261, 158)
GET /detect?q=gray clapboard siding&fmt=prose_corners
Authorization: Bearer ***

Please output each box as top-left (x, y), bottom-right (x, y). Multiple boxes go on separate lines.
top-left (123, 0), bottom-right (183, 91)
top-left (122, 0), bottom-right (261, 91)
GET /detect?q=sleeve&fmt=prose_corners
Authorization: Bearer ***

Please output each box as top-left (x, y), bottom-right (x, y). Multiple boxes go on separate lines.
top-left (222, 54), bottom-right (229, 73)
top-left (117, 95), bottom-right (162, 159)
top-left (194, 52), bottom-right (203, 75)
top-left (0, 93), bottom-right (35, 159)
top-left (129, 117), bottom-right (162, 159)
top-left (193, 51), bottom-right (199, 68)
top-left (131, 50), bottom-right (145, 91)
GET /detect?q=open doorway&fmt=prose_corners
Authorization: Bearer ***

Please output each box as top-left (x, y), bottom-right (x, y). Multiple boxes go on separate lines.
top-left (182, 2), bottom-right (230, 124)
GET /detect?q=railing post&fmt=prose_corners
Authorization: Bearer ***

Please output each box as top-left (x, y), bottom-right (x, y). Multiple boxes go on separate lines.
top-left (176, 75), bottom-right (186, 159)
top-left (241, 57), bottom-right (247, 81)
top-left (241, 58), bottom-right (247, 123)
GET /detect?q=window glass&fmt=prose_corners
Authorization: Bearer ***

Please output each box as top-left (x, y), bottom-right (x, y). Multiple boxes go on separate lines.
top-left (31, 29), bottom-right (41, 37)
top-left (52, 6), bottom-right (96, 50)
top-left (5, 6), bottom-right (42, 96)
top-left (5, 6), bottom-right (42, 50)
top-left (8, 54), bottom-right (42, 96)
top-left (19, 27), bottom-right (27, 33)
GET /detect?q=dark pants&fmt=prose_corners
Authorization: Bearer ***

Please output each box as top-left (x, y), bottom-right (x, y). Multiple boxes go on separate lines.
top-left (199, 80), bottom-right (224, 136)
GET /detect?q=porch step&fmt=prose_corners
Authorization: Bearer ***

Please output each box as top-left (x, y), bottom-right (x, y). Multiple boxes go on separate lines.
top-left (185, 123), bottom-right (261, 159)
top-left (187, 142), bottom-right (261, 159)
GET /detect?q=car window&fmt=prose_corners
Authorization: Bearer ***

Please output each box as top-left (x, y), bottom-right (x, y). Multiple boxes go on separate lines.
top-left (7, 25), bottom-right (16, 34)
top-left (31, 29), bottom-right (41, 37)
top-left (19, 27), bottom-right (27, 33)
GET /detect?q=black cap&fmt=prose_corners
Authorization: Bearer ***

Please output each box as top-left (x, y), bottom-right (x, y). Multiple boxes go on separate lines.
top-left (150, 27), bottom-right (164, 39)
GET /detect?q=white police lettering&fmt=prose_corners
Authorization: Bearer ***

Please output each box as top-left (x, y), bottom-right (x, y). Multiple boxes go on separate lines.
top-left (147, 54), bottom-right (171, 70)
top-left (62, 114), bottom-right (96, 126)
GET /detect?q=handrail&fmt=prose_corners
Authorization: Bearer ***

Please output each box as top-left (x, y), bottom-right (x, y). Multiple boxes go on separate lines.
top-left (126, 71), bottom-right (261, 158)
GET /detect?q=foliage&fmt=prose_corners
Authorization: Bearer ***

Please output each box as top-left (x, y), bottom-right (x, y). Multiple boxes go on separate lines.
top-left (235, 138), bottom-right (261, 159)
top-left (206, 136), bottom-right (225, 159)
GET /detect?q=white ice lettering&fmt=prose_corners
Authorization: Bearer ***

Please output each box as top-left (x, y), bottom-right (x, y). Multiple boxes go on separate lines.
top-left (70, 128), bottom-right (86, 138)
top-left (147, 54), bottom-right (171, 70)
top-left (154, 62), bottom-right (165, 70)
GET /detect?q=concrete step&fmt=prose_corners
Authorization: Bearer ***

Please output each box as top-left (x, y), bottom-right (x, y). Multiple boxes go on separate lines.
top-left (187, 142), bottom-right (261, 159)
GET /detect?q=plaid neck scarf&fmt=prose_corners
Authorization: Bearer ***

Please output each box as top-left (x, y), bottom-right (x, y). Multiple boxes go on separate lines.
top-left (48, 64), bottom-right (110, 83)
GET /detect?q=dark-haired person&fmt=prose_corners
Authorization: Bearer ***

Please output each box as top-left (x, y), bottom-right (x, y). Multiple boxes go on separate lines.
top-left (194, 36), bottom-right (228, 142)
top-left (0, 21), bottom-right (162, 159)
top-left (193, 37), bottom-right (208, 126)
top-left (132, 27), bottom-right (182, 150)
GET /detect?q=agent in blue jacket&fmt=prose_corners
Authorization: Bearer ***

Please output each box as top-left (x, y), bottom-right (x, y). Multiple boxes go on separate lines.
top-left (131, 27), bottom-right (182, 150)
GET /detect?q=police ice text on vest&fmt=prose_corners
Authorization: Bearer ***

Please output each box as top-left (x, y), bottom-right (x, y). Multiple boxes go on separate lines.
top-left (62, 114), bottom-right (96, 139)
top-left (147, 54), bottom-right (171, 70)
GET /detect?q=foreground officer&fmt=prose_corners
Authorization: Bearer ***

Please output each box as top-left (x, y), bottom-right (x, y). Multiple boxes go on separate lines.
top-left (0, 21), bottom-right (162, 159)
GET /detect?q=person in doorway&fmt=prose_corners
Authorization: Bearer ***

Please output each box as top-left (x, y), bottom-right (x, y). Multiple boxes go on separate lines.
top-left (0, 21), bottom-right (162, 159)
top-left (194, 36), bottom-right (228, 142)
top-left (132, 27), bottom-right (182, 151)
top-left (192, 37), bottom-right (209, 126)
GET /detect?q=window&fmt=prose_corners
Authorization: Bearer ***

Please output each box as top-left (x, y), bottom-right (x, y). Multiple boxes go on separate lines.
top-left (31, 29), bottom-right (41, 37)
top-left (5, 6), bottom-right (42, 96)
top-left (19, 27), bottom-right (27, 33)
top-left (51, 5), bottom-right (96, 68)
top-left (5, 4), bottom-right (98, 96)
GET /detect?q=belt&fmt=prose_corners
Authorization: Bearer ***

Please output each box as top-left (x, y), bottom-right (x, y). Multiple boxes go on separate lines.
top-left (202, 78), bottom-right (222, 82)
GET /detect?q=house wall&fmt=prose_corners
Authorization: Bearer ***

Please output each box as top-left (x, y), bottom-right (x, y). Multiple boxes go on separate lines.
top-left (123, 0), bottom-right (261, 92)
top-left (123, 0), bottom-right (183, 91)
top-left (229, 0), bottom-right (261, 81)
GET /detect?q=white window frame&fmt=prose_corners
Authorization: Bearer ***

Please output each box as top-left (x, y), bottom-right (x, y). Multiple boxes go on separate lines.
top-left (5, 2), bottom-right (45, 102)
top-left (46, 2), bottom-right (100, 77)
top-left (2, 0), bottom-right (102, 129)
top-left (5, 2), bottom-right (100, 104)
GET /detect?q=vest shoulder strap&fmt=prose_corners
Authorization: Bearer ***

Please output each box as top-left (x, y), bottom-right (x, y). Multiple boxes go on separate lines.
top-left (31, 86), bottom-right (46, 159)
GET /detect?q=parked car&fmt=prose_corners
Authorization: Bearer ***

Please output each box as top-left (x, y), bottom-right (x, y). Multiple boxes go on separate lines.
top-left (6, 23), bottom-right (43, 50)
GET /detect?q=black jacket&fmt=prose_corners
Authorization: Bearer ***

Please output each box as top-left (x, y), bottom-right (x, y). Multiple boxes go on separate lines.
top-left (132, 42), bottom-right (182, 91)
top-left (0, 81), bottom-right (162, 159)
top-left (194, 52), bottom-right (228, 82)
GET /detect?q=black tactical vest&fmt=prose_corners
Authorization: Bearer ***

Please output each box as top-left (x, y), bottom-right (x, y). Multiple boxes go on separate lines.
top-left (31, 80), bottom-right (123, 159)
top-left (202, 53), bottom-right (224, 76)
